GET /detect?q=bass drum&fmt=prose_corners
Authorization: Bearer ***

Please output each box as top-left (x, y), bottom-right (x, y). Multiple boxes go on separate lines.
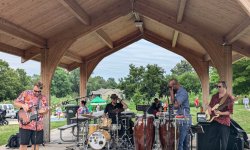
top-left (88, 130), bottom-right (111, 150)
top-left (159, 120), bottom-right (179, 150)
top-left (134, 114), bottom-right (155, 150)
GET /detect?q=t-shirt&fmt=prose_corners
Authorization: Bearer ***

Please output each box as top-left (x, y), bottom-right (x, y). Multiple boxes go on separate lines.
top-left (175, 87), bottom-right (190, 115)
top-left (104, 103), bottom-right (124, 124)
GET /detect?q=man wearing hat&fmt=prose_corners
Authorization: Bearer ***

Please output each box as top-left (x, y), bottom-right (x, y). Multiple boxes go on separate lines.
top-left (104, 94), bottom-right (128, 124)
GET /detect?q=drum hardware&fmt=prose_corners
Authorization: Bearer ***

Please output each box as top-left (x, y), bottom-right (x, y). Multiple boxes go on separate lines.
top-left (153, 119), bottom-right (161, 150)
top-left (120, 118), bottom-right (134, 149)
top-left (88, 129), bottom-right (111, 150)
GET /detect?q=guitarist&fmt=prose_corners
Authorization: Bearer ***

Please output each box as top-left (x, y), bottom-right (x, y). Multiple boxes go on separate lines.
top-left (206, 81), bottom-right (234, 150)
top-left (13, 81), bottom-right (48, 150)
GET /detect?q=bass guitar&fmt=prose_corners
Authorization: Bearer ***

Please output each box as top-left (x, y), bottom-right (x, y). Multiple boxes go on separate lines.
top-left (205, 98), bottom-right (235, 123)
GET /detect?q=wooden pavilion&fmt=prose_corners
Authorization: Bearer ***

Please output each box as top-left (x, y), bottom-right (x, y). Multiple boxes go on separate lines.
top-left (0, 0), bottom-right (249, 141)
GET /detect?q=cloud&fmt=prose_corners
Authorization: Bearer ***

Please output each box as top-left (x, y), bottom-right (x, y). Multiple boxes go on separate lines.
top-left (0, 39), bottom-right (184, 80)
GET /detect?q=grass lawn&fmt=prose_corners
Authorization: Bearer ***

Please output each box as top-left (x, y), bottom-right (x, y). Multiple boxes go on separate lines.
top-left (0, 120), bottom-right (66, 146)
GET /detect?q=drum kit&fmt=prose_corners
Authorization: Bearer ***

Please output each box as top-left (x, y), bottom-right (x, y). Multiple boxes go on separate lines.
top-left (71, 110), bottom-right (189, 150)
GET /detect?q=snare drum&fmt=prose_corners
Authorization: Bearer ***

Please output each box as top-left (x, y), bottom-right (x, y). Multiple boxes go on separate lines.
top-left (99, 117), bottom-right (112, 129)
top-left (88, 130), bottom-right (111, 150)
top-left (134, 114), bottom-right (155, 150)
top-left (88, 124), bottom-right (99, 135)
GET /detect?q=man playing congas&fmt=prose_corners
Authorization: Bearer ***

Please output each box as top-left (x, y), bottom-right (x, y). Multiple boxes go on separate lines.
top-left (168, 79), bottom-right (192, 150)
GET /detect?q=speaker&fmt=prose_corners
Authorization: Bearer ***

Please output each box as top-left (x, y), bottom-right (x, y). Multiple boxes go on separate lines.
top-left (227, 135), bottom-right (244, 150)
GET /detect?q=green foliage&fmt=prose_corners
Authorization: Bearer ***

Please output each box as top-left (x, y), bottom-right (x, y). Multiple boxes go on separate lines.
top-left (233, 58), bottom-right (250, 95)
top-left (0, 60), bottom-right (32, 101)
top-left (51, 68), bottom-right (72, 98)
top-left (177, 72), bottom-right (200, 94)
top-left (170, 60), bottom-right (193, 76)
top-left (69, 68), bottom-right (80, 95)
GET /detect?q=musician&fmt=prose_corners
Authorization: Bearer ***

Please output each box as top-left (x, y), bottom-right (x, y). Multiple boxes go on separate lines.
top-left (77, 100), bottom-right (89, 115)
top-left (14, 81), bottom-right (48, 150)
top-left (147, 98), bottom-right (163, 116)
top-left (206, 81), bottom-right (234, 150)
top-left (104, 94), bottom-right (128, 124)
top-left (168, 78), bottom-right (191, 150)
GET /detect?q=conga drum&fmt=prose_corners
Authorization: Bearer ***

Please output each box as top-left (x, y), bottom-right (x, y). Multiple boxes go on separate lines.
top-left (134, 114), bottom-right (155, 150)
top-left (159, 114), bottom-right (179, 150)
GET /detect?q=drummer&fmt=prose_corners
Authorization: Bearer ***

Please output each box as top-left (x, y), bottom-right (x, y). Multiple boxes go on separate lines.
top-left (77, 100), bottom-right (90, 116)
top-left (104, 94), bottom-right (128, 124)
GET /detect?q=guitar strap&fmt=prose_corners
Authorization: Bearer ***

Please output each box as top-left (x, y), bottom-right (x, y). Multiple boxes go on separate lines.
top-left (218, 93), bottom-right (229, 106)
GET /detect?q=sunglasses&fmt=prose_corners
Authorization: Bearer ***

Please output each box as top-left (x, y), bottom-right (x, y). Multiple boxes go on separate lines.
top-left (34, 90), bottom-right (41, 93)
top-left (216, 85), bottom-right (222, 88)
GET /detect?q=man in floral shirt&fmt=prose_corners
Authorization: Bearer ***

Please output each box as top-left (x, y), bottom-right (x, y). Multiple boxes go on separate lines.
top-left (14, 81), bottom-right (48, 150)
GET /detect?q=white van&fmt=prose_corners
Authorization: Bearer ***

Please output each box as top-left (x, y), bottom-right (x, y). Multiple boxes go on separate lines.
top-left (0, 104), bottom-right (16, 118)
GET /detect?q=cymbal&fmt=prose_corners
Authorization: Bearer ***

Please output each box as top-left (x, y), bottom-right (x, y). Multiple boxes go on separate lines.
top-left (81, 114), bottom-right (95, 118)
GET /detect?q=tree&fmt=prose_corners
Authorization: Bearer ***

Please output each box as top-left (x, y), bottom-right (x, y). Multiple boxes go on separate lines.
top-left (51, 68), bottom-right (72, 97)
top-left (170, 60), bottom-right (193, 76)
top-left (69, 68), bottom-right (80, 95)
top-left (87, 76), bottom-right (107, 94)
top-left (177, 72), bottom-right (201, 94)
top-left (233, 58), bottom-right (250, 95)
top-left (0, 59), bottom-right (21, 101)
top-left (106, 78), bottom-right (118, 88)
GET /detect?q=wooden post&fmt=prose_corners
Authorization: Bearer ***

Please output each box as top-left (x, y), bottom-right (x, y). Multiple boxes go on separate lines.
top-left (41, 47), bottom-right (51, 142)
top-left (222, 45), bottom-right (233, 94)
top-left (80, 62), bottom-right (87, 97)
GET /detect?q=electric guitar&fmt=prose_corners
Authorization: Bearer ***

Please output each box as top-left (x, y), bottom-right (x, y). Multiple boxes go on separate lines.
top-left (205, 98), bottom-right (235, 123)
top-left (18, 102), bottom-right (61, 125)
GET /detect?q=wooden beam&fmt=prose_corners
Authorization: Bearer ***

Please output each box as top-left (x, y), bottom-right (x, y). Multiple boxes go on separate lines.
top-left (0, 42), bottom-right (24, 56)
top-left (22, 47), bottom-right (41, 63)
top-left (177, 0), bottom-right (188, 23)
top-left (133, 12), bottom-right (144, 33)
top-left (224, 18), bottom-right (250, 44)
top-left (57, 0), bottom-right (90, 25)
top-left (144, 30), bottom-right (204, 61)
top-left (95, 29), bottom-right (113, 48)
top-left (86, 30), bottom-right (142, 63)
top-left (0, 17), bottom-right (46, 47)
top-left (172, 30), bottom-right (179, 47)
top-left (203, 53), bottom-right (211, 61)
top-left (232, 53), bottom-right (244, 63)
top-left (67, 62), bottom-right (81, 71)
top-left (232, 43), bottom-right (250, 57)
top-left (237, 0), bottom-right (250, 16)
top-left (49, 0), bottom-right (130, 45)
top-left (64, 51), bottom-right (83, 63)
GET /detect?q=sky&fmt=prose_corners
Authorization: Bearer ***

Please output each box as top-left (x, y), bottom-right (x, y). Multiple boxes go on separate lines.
top-left (0, 39), bottom-right (184, 81)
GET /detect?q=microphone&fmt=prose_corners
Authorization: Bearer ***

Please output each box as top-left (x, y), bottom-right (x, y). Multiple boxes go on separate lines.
top-left (75, 94), bottom-right (93, 100)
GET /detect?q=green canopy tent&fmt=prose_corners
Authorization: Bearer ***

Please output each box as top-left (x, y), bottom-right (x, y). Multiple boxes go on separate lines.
top-left (90, 96), bottom-right (107, 106)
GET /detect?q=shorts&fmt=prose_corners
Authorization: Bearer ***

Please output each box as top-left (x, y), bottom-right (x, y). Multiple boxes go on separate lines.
top-left (19, 128), bottom-right (44, 145)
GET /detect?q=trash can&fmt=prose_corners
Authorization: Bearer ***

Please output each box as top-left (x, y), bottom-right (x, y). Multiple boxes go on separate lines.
top-left (65, 105), bottom-right (79, 125)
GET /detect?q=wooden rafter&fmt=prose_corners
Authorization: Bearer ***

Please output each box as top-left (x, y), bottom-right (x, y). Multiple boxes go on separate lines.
top-left (0, 42), bottom-right (24, 56)
top-left (0, 17), bottom-right (46, 47)
top-left (49, 0), bottom-right (130, 45)
top-left (232, 43), bottom-right (250, 57)
top-left (232, 53), bottom-right (244, 63)
top-left (64, 51), bottom-right (83, 63)
top-left (95, 29), bottom-right (113, 48)
top-left (224, 18), bottom-right (250, 44)
top-left (237, 0), bottom-right (250, 16)
top-left (172, 30), bottom-right (179, 47)
top-left (177, 0), bottom-right (188, 23)
top-left (57, 0), bottom-right (90, 25)
top-left (22, 47), bottom-right (41, 63)
top-left (144, 30), bottom-right (203, 61)
top-left (203, 53), bottom-right (211, 61)
top-left (86, 30), bottom-right (142, 63)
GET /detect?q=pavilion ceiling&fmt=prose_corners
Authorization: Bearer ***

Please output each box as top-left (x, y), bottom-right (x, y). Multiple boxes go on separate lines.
top-left (0, 0), bottom-right (249, 71)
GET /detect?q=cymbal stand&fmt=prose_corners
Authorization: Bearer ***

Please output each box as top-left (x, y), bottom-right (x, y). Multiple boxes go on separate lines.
top-left (115, 112), bottom-right (120, 149)
top-left (120, 117), bottom-right (133, 149)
